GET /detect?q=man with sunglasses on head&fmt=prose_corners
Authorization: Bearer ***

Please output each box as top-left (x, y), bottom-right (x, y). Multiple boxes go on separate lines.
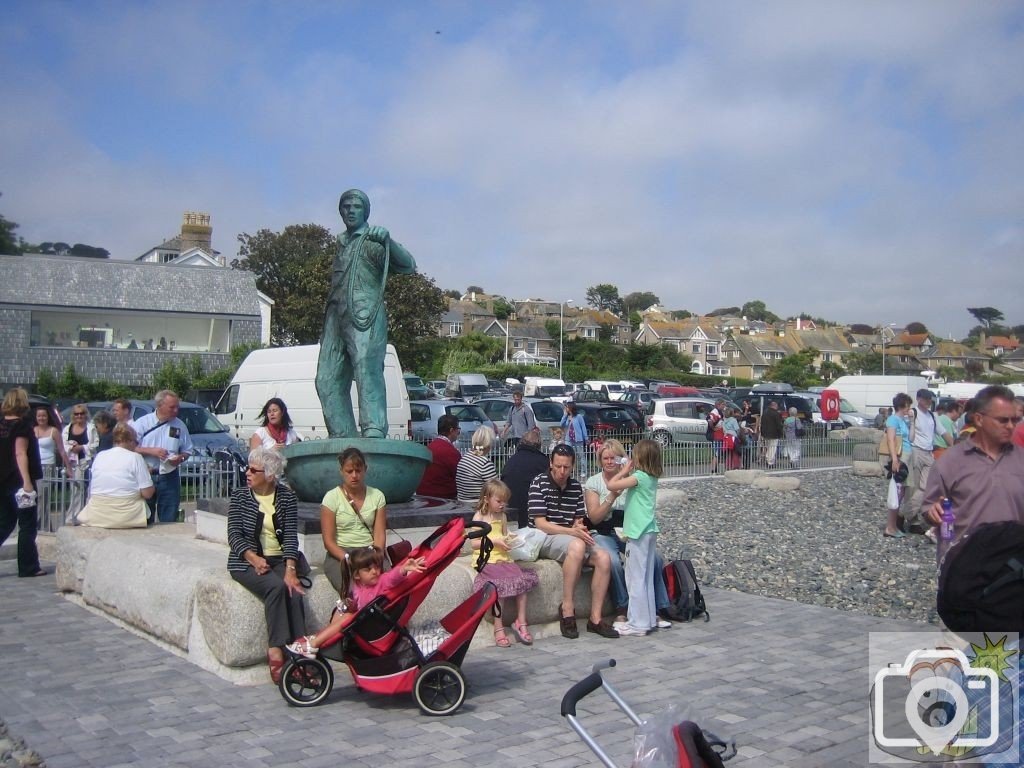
top-left (527, 443), bottom-right (618, 640)
top-left (923, 385), bottom-right (1024, 560)
top-left (131, 390), bottom-right (193, 524)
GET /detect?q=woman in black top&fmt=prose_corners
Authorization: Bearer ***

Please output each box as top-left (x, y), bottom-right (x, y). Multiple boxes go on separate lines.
top-left (0, 388), bottom-right (45, 577)
top-left (227, 446), bottom-right (306, 683)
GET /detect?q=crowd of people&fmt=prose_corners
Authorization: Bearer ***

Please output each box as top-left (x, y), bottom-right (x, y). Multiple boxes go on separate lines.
top-left (882, 385), bottom-right (1024, 549)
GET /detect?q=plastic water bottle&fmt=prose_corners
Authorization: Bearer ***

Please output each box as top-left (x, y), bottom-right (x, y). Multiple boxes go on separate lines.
top-left (939, 498), bottom-right (955, 542)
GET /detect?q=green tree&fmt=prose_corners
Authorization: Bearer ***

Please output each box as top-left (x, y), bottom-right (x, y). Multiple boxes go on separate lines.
top-left (235, 224), bottom-right (334, 345)
top-left (585, 283), bottom-right (623, 314)
top-left (847, 323), bottom-right (876, 335)
top-left (669, 309), bottom-right (693, 320)
top-left (764, 348), bottom-right (820, 388)
top-left (905, 321), bottom-right (928, 335)
top-left (622, 291), bottom-right (660, 314)
top-left (0, 206), bottom-right (19, 254)
top-left (843, 351), bottom-right (884, 375)
top-left (466, 285), bottom-right (484, 295)
top-left (818, 360), bottom-right (847, 383)
top-left (740, 300), bottom-right (779, 323)
top-left (706, 306), bottom-right (740, 317)
top-left (384, 271), bottom-right (448, 372)
top-left (967, 307), bottom-right (1004, 329)
top-left (442, 288), bottom-right (460, 300)
top-left (492, 297), bottom-right (514, 320)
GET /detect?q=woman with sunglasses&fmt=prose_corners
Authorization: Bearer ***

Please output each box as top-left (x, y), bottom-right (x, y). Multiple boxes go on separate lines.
top-left (227, 446), bottom-right (306, 684)
top-left (64, 404), bottom-right (98, 523)
top-left (34, 405), bottom-right (71, 530)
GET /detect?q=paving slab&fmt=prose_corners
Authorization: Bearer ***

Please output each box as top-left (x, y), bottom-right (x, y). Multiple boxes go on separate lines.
top-left (0, 556), bottom-right (929, 767)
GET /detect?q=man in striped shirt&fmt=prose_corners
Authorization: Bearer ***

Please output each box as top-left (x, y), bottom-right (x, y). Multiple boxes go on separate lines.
top-left (528, 444), bottom-right (618, 640)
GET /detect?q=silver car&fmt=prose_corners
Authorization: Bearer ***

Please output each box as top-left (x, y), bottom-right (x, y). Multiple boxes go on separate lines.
top-left (474, 397), bottom-right (565, 447)
top-left (408, 399), bottom-right (496, 452)
top-left (646, 397), bottom-right (741, 446)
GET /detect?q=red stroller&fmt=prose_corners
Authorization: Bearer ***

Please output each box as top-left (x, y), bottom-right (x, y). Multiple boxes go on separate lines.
top-left (279, 517), bottom-right (495, 715)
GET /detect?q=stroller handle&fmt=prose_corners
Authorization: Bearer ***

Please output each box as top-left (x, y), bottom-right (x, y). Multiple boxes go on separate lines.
top-left (560, 659), bottom-right (616, 717)
top-left (464, 520), bottom-right (492, 539)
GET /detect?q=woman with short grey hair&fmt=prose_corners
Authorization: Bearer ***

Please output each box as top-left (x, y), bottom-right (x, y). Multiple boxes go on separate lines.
top-left (227, 445), bottom-right (306, 683)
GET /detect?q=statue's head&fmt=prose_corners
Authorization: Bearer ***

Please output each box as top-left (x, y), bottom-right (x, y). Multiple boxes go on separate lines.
top-left (338, 189), bottom-right (370, 230)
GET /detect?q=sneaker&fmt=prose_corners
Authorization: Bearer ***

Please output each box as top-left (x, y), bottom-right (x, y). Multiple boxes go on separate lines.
top-left (286, 635), bottom-right (318, 659)
top-left (615, 624), bottom-right (650, 637)
top-left (656, 619), bottom-right (672, 629)
top-left (586, 620), bottom-right (619, 639)
top-left (612, 620), bottom-right (629, 632)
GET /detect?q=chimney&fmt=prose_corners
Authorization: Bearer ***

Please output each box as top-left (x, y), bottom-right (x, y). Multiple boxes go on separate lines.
top-left (180, 211), bottom-right (213, 254)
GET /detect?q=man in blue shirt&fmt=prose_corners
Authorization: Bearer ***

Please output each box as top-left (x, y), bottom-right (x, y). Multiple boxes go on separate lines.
top-left (131, 390), bottom-right (192, 524)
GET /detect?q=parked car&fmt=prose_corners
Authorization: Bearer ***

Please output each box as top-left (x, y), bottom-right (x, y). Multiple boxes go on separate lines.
top-left (793, 391), bottom-right (845, 431)
top-left (403, 373), bottom-right (431, 400)
top-left (645, 396), bottom-right (741, 446)
top-left (474, 396), bottom-right (565, 447)
top-left (573, 402), bottom-right (644, 445)
top-left (572, 389), bottom-right (612, 404)
top-left (618, 389), bottom-right (661, 415)
top-left (408, 399), bottom-right (497, 452)
top-left (427, 380), bottom-right (446, 396)
top-left (742, 383), bottom-right (817, 433)
top-left (838, 397), bottom-right (875, 428)
top-left (652, 383), bottom-right (700, 397)
top-left (60, 400), bottom-right (239, 461)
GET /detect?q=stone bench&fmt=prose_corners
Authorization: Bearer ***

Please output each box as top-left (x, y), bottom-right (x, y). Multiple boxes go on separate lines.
top-left (54, 524), bottom-right (604, 685)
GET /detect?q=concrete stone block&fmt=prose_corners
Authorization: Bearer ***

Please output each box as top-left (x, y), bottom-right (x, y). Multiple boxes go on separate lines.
top-left (752, 475), bottom-right (801, 491)
top-left (845, 426), bottom-right (881, 443)
top-left (852, 442), bottom-right (880, 462)
top-left (724, 469), bottom-right (766, 485)
top-left (55, 525), bottom-right (110, 594)
top-left (853, 460), bottom-right (886, 478)
top-left (80, 528), bottom-right (225, 650)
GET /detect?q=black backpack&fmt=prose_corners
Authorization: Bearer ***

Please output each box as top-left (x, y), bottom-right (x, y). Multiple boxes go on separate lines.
top-left (937, 521), bottom-right (1024, 633)
top-left (663, 557), bottom-right (710, 622)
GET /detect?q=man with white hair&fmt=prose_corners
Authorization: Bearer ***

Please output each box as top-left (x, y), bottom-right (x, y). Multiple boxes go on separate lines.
top-left (131, 390), bottom-right (193, 524)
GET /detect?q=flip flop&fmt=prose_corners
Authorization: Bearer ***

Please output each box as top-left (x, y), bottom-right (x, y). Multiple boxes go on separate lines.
top-left (494, 627), bottom-right (511, 648)
top-left (511, 620), bottom-right (533, 645)
top-left (883, 530), bottom-right (906, 539)
top-left (267, 652), bottom-right (285, 684)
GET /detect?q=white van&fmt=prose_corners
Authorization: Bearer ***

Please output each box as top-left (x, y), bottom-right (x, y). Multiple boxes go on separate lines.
top-left (213, 344), bottom-right (410, 442)
top-left (827, 375), bottom-right (929, 416)
top-left (523, 376), bottom-right (566, 399)
top-left (444, 373), bottom-right (489, 400)
top-left (935, 382), bottom-right (987, 401)
top-left (584, 380), bottom-right (626, 401)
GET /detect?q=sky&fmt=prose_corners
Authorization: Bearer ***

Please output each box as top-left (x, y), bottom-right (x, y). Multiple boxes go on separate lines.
top-left (2, 0), bottom-right (1022, 340)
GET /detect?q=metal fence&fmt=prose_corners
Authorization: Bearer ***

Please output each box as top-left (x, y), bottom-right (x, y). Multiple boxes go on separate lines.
top-left (485, 431), bottom-right (854, 480)
top-left (35, 460), bottom-right (243, 533)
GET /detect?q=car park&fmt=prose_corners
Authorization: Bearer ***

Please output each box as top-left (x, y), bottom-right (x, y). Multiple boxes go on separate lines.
top-left (403, 373), bottom-right (431, 400)
top-left (61, 400), bottom-right (239, 460)
top-left (793, 391), bottom-right (845, 431)
top-left (474, 396), bottom-right (565, 447)
top-left (645, 396), bottom-right (742, 446)
top-left (741, 383), bottom-right (817, 432)
top-left (408, 399), bottom-right (497, 451)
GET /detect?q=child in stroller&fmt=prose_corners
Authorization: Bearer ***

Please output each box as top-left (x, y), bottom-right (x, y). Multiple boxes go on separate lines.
top-left (287, 545), bottom-right (426, 658)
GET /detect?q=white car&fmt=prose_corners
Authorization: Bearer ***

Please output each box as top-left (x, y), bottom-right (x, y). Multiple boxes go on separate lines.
top-left (474, 397), bottom-right (565, 447)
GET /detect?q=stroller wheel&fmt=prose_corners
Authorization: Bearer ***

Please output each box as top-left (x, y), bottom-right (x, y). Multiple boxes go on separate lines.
top-left (413, 661), bottom-right (466, 716)
top-left (279, 657), bottom-right (334, 707)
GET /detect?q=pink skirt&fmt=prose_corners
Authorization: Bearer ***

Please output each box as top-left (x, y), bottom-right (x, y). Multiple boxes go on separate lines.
top-left (473, 562), bottom-right (539, 599)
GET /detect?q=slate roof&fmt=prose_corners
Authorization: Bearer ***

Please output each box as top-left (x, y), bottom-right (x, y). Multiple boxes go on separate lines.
top-left (918, 341), bottom-right (989, 361)
top-left (787, 328), bottom-right (853, 353)
top-left (642, 320), bottom-right (723, 342)
top-left (0, 254), bottom-right (260, 316)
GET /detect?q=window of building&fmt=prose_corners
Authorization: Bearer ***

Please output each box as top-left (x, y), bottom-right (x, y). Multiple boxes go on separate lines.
top-left (692, 343), bottom-right (702, 354)
top-left (448, 322), bottom-right (463, 336)
top-left (29, 310), bottom-right (231, 353)
top-left (706, 344), bottom-right (717, 357)
top-left (822, 352), bottom-right (833, 362)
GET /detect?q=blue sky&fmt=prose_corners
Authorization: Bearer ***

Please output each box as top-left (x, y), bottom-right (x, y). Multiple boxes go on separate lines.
top-left (2, 1), bottom-right (1022, 338)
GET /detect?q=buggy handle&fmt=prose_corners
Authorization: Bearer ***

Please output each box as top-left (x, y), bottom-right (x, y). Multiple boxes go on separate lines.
top-left (560, 659), bottom-right (616, 717)
top-left (464, 520), bottom-right (492, 539)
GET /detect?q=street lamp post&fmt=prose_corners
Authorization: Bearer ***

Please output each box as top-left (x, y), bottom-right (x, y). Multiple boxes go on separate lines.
top-left (559, 299), bottom-right (573, 381)
top-left (880, 323), bottom-right (895, 375)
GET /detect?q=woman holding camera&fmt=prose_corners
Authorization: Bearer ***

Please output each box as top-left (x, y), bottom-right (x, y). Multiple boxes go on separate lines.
top-left (883, 393), bottom-right (915, 538)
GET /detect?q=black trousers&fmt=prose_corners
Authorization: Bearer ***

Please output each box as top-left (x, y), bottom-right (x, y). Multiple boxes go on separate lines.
top-left (0, 480), bottom-right (41, 577)
top-left (230, 557), bottom-right (307, 648)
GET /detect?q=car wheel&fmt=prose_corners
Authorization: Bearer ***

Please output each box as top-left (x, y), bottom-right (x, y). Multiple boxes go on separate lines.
top-left (652, 430), bottom-right (672, 447)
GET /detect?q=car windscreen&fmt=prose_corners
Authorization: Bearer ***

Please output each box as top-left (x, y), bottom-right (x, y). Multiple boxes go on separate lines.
top-left (839, 398), bottom-right (858, 413)
top-left (461, 384), bottom-right (488, 395)
top-left (447, 405), bottom-right (489, 423)
top-left (536, 386), bottom-right (564, 397)
top-left (179, 406), bottom-right (228, 434)
top-left (531, 402), bottom-right (564, 422)
top-left (404, 375), bottom-right (425, 386)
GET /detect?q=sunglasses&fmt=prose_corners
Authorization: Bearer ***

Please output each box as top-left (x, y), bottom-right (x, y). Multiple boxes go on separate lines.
top-left (981, 414), bottom-right (1022, 426)
top-left (245, 467), bottom-right (265, 474)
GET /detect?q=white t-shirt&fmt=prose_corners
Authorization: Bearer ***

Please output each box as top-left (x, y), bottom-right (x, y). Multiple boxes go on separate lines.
top-left (88, 447), bottom-right (155, 497)
top-left (252, 426), bottom-right (301, 449)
